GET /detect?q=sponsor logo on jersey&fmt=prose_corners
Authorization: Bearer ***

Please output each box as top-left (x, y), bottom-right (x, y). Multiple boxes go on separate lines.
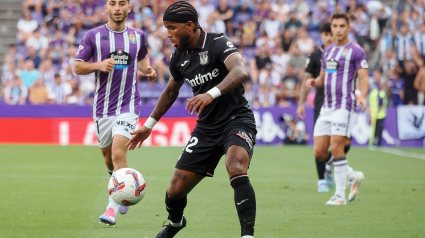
top-left (101, 36), bottom-right (109, 40)
top-left (226, 41), bottom-right (234, 48)
top-left (360, 59), bottom-right (368, 69)
top-left (237, 131), bottom-right (253, 150)
top-left (199, 51), bottom-right (208, 65)
top-left (129, 33), bottom-right (136, 44)
top-left (326, 58), bottom-right (339, 74)
top-left (185, 68), bottom-right (219, 87)
top-left (107, 49), bottom-right (132, 70)
top-left (77, 45), bottom-right (84, 55)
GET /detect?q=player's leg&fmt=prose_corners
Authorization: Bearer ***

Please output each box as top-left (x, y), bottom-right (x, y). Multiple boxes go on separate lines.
top-left (156, 132), bottom-right (222, 238)
top-left (223, 125), bottom-right (256, 238)
top-left (314, 110), bottom-right (328, 192)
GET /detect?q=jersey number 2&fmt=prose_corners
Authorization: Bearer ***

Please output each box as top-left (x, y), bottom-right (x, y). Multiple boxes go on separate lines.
top-left (185, 137), bottom-right (198, 153)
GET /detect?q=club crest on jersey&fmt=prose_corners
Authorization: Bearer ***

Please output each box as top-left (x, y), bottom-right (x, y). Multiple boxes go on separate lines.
top-left (77, 45), bottom-right (84, 55)
top-left (361, 59), bottom-right (369, 69)
top-left (107, 49), bottom-right (132, 70)
top-left (326, 58), bottom-right (339, 74)
top-left (342, 48), bottom-right (349, 56)
top-left (129, 33), bottom-right (136, 44)
top-left (199, 51), bottom-right (208, 65)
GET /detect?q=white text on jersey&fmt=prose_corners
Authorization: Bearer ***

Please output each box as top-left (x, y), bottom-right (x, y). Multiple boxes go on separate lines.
top-left (185, 68), bottom-right (219, 87)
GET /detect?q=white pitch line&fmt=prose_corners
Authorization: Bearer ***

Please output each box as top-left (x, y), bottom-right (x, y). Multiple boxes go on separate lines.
top-left (0, 174), bottom-right (424, 184)
top-left (369, 147), bottom-right (425, 161)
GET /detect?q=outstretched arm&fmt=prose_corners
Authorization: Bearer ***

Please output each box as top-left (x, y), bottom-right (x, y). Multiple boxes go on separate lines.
top-left (297, 74), bottom-right (312, 120)
top-left (357, 68), bottom-right (370, 112)
top-left (186, 53), bottom-right (248, 115)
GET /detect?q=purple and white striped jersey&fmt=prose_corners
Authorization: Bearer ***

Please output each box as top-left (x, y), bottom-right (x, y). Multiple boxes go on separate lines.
top-left (75, 24), bottom-right (147, 118)
top-left (320, 41), bottom-right (368, 111)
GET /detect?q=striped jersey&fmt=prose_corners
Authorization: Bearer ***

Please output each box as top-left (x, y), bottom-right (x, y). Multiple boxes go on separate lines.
top-left (320, 41), bottom-right (368, 111)
top-left (75, 24), bottom-right (147, 118)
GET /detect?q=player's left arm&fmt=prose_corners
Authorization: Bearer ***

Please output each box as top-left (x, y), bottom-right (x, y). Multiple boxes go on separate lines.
top-left (355, 49), bottom-right (370, 113)
top-left (137, 57), bottom-right (157, 82)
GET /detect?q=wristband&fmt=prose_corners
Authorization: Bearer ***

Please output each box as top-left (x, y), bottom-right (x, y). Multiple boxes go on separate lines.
top-left (207, 87), bottom-right (221, 99)
top-left (144, 117), bottom-right (157, 129)
top-left (355, 89), bottom-right (361, 96)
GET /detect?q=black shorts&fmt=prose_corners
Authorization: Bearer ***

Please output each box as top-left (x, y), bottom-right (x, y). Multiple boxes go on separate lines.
top-left (175, 121), bottom-right (256, 177)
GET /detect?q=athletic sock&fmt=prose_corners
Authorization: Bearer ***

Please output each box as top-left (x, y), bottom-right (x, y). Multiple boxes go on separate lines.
top-left (347, 165), bottom-right (357, 181)
top-left (324, 152), bottom-right (334, 171)
top-left (333, 157), bottom-right (348, 198)
top-left (344, 144), bottom-right (351, 154)
top-left (315, 158), bottom-right (325, 180)
top-left (106, 167), bottom-right (113, 177)
top-left (230, 174), bottom-right (256, 237)
top-left (107, 195), bottom-right (119, 214)
top-left (165, 191), bottom-right (187, 225)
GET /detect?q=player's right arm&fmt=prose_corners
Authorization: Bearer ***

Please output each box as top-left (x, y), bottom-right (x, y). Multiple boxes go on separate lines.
top-left (73, 30), bottom-right (116, 75)
top-left (306, 70), bottom-right (325, 90)
top-left (297, 54), bottom-right (314, 120)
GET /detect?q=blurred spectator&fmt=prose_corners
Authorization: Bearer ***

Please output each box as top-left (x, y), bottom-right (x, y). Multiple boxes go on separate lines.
top-left (414, 24), bottom-right (425, 59)
top-left (284, 11), bottom-right (303, 34)
top-left (293, 28), bottom-right (315, 55)
top-left (346, 0), bottom-right (358, 16)
top-left (244, 81), bottom-right (256, 105)
top-left (4, 77), bottom-right (28, 105)
top-left (154, 47), bottom-right (172, 83)
top-left (259, 10), bottom-right (283, 39)
top-left (311, 2), bottom-right (332, 29)
top-left (233, 0), bottom-right (254, 28)
top-left (352, 5), bottom-right (370, 48)
top-left (67, 87), bottom-right (85, 105)
top-left (24, 47), bottom-right (43, 69)
top-left (250, 45), bottom-right (272, 83)
top-left (281, 29), bottom-right (294, 53)
top-left (414, 64), bottom-right (425, 105)
top-left (392, 13), bottom-right (415, 67)
top-left (272, 0), bottom-right (290, 23)
top-left (29, 79), bottom-right (48, 105)
top-left (19, 60), bottom-right (39, 88)
top-left (389, 71), bottom-right (404, 107)
top-left (258, 85), bottom-right (276, 107)
top-left (368, 79), bottom-right (388, 147)
top-left (216, 0), bottom-right (234, 23)
top-left (48, 74), bottom-right (72, 105)
top-left (147, 30), bottom-right (164, 60)
top-left (380, 49), bottom-right (397, 77)
top-left (365, 0), bottom-right (392, 35)
top-left (26, 28), bottom-right (49, 56)
top-left (40, 59), bottom-right (56, 89)
top-left (206, 12), bottom-right (226, 34)
top-left (253, 1), bottom-right (270, 26)
top-left (281, 65), bottom-right (300, 104)
top-left (399, 61), bottom-right (418, 105)
top-left (271, 46), bottom-right (290, 79)
top-left (290, 0), bottom-right (309, 24)
top-left (197, 0), bottom-right (215, 29)
top-left (288, 46), bottom-right (307, 72)
top-left (23, 0), bottom-right (44, 13)
top-left (256, 30), bottom-right (276, 49)
top-left (79, 0), bottom-right (102, 28)
top-left (1, 63), bottom-right (17, 90)
top-left (17, 10), bottom-right (38, 42)
top-left (370, 69), bottom-right (384, 90)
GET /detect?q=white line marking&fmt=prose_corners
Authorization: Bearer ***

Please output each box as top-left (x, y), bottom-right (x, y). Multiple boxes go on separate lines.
top-left (369, 147), bottom-right (425, 161)
top-left (1, 174), bottom-right (424, 184)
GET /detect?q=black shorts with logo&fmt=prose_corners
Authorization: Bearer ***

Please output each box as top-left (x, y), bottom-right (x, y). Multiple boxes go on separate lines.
top-left (175, 120), bottom-right (256, 177)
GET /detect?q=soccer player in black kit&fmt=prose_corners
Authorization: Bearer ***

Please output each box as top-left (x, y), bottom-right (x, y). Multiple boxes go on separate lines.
top-left (126, 2), bottom-right (256, 238)
top-left (297, 22), bottom-right (352, 193)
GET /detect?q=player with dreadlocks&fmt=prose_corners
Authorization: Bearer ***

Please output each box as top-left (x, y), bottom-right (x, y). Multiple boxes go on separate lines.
top-left (127, 1), bottom-right (257, 237)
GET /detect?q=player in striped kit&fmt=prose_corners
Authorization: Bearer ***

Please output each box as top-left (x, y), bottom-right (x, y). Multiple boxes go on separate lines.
top-left (74, 0), bottom-right (156, 225)
top-left (306, 13), bottom-right (368, 205)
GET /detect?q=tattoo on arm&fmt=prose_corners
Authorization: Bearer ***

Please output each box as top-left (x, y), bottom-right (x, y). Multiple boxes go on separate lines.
top-left (150, 77), bottom-right (184, 120)
top-left (216, 54), bottom-right (248, 95)
top-left (174, 170), bottom-right (187, 181)
top-left (299, 75), bottom-right (311, 105)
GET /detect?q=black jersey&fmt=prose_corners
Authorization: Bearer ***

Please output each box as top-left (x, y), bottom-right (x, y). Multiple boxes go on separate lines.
top-left (169, 29), bottom-right (255, 135)
top-left (305, 46), bottom-right (324, 112)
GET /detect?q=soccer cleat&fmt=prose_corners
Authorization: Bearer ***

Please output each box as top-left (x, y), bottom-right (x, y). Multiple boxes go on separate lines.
top-left (99, 207), bottom-right (116, 226)
top-left (348, 171), bottom-right (365, 202)
top-left (325, 169), bottom-right (334, 189)
top-left (118, 205), bottom-right (129, 215)
top-left (318, 181), bottom-right (329, 192)
top-left (325, 195), bottom-right (347, 205)
top-left (155, 216), bottom-right (187, 238)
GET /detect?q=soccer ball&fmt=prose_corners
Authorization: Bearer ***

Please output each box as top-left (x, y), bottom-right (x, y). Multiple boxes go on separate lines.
top-left (108, 168), bottom-right (146, 206)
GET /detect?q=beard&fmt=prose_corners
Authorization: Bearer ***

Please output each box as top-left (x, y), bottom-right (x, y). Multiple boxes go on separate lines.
top-left (178, 32), bottom-right (191, 49)
top-left (109, 11), bottom-right (128, 24)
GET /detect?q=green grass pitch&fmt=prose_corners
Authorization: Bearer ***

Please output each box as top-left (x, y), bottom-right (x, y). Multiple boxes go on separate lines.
top-left (0, 145), bottom-right (424, 237)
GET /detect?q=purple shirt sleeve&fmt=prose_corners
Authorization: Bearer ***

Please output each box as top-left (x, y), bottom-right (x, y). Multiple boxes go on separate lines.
top-left (354, 47), bottom-right (368, 71)
top-left (75, 30), bottom-right (94, 62)
top-left (137, 30), bottom-right (148, 61)
top-left (321, 50), bottom-right (326, 71)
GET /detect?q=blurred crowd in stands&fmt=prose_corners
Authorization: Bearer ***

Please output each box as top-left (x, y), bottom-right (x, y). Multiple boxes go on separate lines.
top-left (2, 0), bottom-right (424, 108)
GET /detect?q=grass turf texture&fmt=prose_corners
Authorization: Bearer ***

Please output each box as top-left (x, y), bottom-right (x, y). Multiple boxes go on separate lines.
top-left (0, 145), bottom-right (424, 238)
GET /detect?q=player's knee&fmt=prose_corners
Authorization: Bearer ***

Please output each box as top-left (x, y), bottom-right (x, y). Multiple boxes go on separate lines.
top-left (314, 149), bottom-right (328, 161)
top-left (226, 156), bottom-right (248, 177)
top-left (166, 185), bottom-right (186, 200)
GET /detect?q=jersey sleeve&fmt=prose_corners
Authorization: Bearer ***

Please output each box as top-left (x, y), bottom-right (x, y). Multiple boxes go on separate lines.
top-left (169, 53), bottom-right (185, 81)
top-left (305, 53), bottom-right (314, 76)
top-left (213, 34), bottom-right (240, 64)
top-left (75, 30), bottom-right (94, 62)
top-left (137, 30), bottom-right (148, 61)
top-left (321, 50), bottom-right (326, 71)
top-left (354, 47), bottom-right (369, 71)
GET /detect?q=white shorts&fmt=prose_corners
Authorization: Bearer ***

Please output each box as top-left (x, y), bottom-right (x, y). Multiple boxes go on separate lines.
top-left (313, 109), bottom-right (356, 138)
top-left (94, 113), bottom-right (139, 148)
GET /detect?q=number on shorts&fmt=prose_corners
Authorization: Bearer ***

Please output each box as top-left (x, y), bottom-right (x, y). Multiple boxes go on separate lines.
top-left (185, 137), bottom-right (198, 153)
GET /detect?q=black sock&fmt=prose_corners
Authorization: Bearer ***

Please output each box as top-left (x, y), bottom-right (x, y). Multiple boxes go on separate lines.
top-left (165, 191), bottom-right (187, 224)
top-left (230, 174), bottom-right (256, 237)
top-left (323, 151), bottom-right (333, 165)
top-left (316, 158), bottom-right (325, 179)
top-left (344, 144), bottom-right (351, 154)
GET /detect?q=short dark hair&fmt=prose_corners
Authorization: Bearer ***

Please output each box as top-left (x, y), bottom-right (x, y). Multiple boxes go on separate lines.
top-left (331, 13), bottom-right (350, 25)
top-left (319, 22), bottom-right (331, 33)
top-left (55, 73), bottom-right (61, 78)
top-left (164, 1), bottom-right (201, 32)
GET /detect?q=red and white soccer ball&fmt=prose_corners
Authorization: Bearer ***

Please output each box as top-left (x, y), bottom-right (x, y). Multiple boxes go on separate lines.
top-left (108, 168), bottom-right (146, 206)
